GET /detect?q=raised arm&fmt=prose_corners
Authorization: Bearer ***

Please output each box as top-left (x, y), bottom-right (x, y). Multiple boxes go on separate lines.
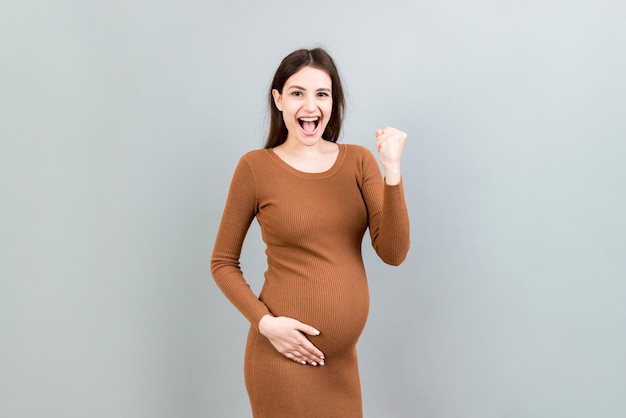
top-left (362, 128), bottom-right (410, 265)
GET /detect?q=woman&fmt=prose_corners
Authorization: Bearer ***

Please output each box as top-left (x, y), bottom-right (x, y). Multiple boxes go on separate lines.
top-left (211, 47), bottom-right (410, 418)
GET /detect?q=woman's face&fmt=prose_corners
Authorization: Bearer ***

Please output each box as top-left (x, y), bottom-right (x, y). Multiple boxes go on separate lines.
top-left (272, 66), bottom-right (333, 147)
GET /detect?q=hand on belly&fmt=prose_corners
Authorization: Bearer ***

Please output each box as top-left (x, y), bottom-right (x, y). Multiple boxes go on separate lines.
top-left (258, 314), bottom-right (326, 366)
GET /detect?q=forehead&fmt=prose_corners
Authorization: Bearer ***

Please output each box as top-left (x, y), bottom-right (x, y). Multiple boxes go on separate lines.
top-left (285, 66), bottom-right (332, 89)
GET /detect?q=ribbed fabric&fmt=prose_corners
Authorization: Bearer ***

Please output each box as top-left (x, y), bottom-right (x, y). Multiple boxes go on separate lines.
top-left (211, 143), bottom-right (410, 418)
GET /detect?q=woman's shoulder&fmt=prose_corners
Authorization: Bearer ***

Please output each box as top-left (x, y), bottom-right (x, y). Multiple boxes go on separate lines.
top-left (341, 143), bottom-right (376, 162)
top-left (343, 142), bottom-right (373, 153)
top-left (238, 148), bottom-right (271, 166)
top-left (226, 149), bottom-right (272, 179)
top-left (241, 148), bottom-right (268, 158)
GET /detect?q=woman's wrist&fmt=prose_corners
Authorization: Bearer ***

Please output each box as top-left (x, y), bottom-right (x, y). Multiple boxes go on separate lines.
top-left (384, 167), bottom-right (402, 185)
top-left (258, 314), bottom-right (274, 335)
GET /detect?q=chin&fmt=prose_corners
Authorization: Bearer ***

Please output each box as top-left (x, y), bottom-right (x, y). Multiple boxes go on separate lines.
top-left (298, 136), bottom-right (323, 146)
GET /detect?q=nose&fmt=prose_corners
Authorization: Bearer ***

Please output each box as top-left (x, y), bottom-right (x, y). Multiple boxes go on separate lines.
top-left (304, 94), bottom-right (317, 111)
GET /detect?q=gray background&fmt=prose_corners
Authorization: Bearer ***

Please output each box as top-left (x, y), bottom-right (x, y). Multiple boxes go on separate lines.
top-left (1, 0), bottom-right (625, 417)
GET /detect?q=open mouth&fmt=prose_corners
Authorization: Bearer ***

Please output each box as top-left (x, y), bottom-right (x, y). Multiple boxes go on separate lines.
top-left (298, 117), bottom-right (320, 134)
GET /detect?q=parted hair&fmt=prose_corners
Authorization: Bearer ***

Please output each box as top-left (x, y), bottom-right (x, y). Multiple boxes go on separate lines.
top-left (264, 48), bottom-right (346, 149)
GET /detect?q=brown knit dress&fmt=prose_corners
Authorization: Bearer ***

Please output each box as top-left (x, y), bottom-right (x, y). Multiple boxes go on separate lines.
top-left (211, 143), bottom-right (410, 418)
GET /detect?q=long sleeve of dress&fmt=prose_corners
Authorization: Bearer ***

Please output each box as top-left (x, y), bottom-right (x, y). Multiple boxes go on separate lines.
top-left (210, 157), bottom-right (271, 327)
top-left (360, 148), bottom-right (411, 265)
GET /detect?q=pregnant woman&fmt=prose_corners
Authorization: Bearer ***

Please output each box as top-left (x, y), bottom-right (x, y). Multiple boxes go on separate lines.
top-left (211, 47), bottom-right (410, 418)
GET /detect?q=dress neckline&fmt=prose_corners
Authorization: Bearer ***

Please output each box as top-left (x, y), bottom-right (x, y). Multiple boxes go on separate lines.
top-left (266, 143), bottom-right (346, 179)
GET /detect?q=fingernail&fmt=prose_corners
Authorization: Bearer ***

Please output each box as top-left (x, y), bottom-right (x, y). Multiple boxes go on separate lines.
top-left (319, 360), bottom-right (325, 366)
top-left (313, 329), bottom-right (320, 335)
top-left (300, 361), bottom-right (306, 365)
top-left (311, 362), bottom-right (317, 366)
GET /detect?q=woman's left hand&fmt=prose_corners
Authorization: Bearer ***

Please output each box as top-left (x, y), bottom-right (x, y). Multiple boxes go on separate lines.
top-left (375, 127), bottom-right (407, 185)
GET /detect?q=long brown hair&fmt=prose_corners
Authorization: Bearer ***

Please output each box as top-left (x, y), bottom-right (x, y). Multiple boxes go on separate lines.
top-left (264, 48), bottom-right (346, 149)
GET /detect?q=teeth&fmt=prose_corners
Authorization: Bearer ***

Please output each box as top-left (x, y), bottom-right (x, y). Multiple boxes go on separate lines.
top-left (299, 117), bottom-right (319, 122)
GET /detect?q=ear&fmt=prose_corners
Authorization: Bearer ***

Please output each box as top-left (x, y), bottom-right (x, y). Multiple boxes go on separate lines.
top-left (272, 89), bottom-right (283, 111)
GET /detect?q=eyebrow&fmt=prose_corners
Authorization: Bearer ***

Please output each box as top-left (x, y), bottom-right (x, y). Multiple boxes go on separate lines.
top-left (287, 85), bottom-right (332, 92)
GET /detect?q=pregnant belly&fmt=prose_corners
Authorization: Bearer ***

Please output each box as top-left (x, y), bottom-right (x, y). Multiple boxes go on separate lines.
top-left (260, 273), bottom-right (370, 357)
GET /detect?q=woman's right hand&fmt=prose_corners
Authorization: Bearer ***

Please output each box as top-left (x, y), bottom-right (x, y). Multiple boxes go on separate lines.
top-left (258, 314), bottom-right (325, 366)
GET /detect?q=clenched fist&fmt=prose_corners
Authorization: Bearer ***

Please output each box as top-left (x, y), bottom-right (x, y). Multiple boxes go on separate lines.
top-left (375, 127), bottom-right (407, 185)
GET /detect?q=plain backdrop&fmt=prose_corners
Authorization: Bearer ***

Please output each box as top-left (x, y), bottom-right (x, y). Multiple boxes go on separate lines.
top-left (1, 1), bottom-right (625, 417)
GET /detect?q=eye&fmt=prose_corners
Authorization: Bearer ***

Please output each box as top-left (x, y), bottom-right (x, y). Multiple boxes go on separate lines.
top-left (291, 91), bottom-right (303, 97)
top-left (317, 92), bottom-right (329, 97)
